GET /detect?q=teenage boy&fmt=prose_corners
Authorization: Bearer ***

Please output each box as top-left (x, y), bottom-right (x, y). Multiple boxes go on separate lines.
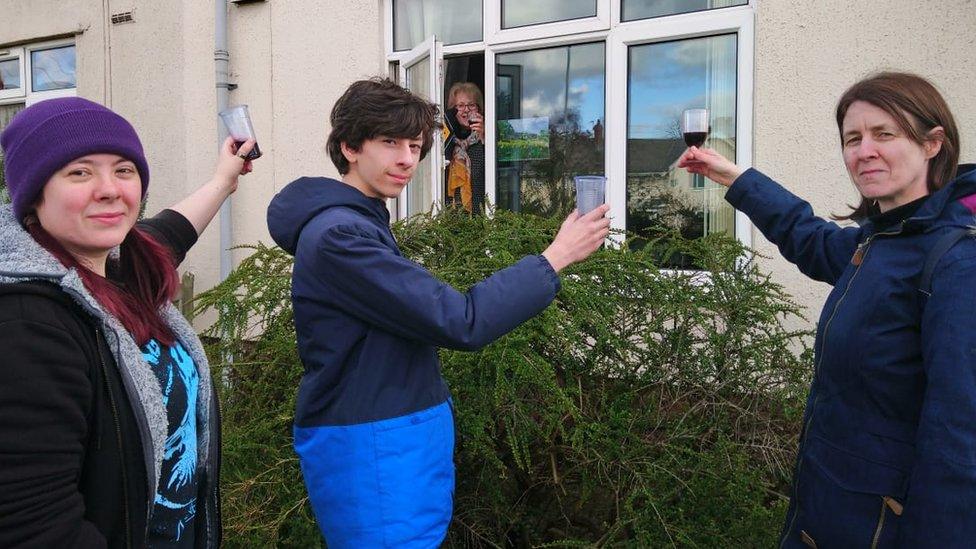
top-left (267, 78), bottom-right (610, 547)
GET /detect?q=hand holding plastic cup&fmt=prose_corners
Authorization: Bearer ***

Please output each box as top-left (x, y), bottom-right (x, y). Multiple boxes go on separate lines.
top-left (218, 104), bottom-right (262, 160)
top-left (574, 175), bottom-right (606, 216)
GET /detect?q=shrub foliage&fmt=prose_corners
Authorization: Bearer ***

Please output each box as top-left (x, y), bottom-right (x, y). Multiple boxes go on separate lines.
top-left (195, 207), bottom-right (812, 548)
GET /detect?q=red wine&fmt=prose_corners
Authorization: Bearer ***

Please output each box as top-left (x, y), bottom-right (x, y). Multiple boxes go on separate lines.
top-left (235, 141), bottom-right (263, 160)
top-left (683, 132), bottom-right (707, 148)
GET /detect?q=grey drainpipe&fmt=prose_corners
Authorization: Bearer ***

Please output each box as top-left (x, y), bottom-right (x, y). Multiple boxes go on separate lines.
top-left (215, 0), bottom-right (234, 281)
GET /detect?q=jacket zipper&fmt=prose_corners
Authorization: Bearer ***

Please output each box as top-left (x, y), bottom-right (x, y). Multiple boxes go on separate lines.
top-left (96, 327), bottom-right (133, 549)
top-left (781, 228), bottom-right (900, 546)
top-left (62, 285), bottom-right (158, 519)
top-left (871, 497), bottom-right (888, 549)
top-left (207, 387), bottom-right (223, 548)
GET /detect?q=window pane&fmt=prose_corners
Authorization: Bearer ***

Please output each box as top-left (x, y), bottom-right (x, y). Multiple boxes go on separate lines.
top-left (394, 0), bottom-right (483, 51)
top-left (622, 0), bottom-right (747, 22)
top-left (404, 56), bottom-right (433, 216)
top-left (496, 42), bottom-right (605, 218)
top-left (31, 45), bottom-right (76, 91)
top-left (626, 34), bottom-right (737, 265)
top-left (502, 0), bottom-right (596, 29)
top-left (0, 58), bottom-right (21, 90)
top-left (0, 103), bottom-right (26, 201)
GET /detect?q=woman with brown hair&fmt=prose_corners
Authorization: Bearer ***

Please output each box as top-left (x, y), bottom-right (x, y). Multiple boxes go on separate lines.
top-left (679, 72), bottom-right (976, 547)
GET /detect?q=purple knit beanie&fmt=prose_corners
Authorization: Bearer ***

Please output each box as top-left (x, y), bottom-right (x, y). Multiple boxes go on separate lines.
top-left (0, 97), bottom-right (150, 221)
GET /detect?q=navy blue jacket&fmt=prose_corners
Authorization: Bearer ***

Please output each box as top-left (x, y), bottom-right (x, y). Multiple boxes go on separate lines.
top-left (727, 166), bottom-right (976, 547)
top-left (267, 177), bottom-right (561, 427)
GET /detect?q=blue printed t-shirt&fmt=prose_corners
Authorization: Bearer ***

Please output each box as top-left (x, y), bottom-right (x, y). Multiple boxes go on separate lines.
top-left (142, 339), bottom-right (200, 548)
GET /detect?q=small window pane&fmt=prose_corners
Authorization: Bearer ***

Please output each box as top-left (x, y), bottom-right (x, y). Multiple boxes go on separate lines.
top-left (622, 0), bottom-right (747, 22)
top-left (394, 0), bottom-right (483, 52)
top-left (1, 103), bottom-right (26, 201)
top-left (31, 45), bottom-right (76, 91)
top-left (0, 58), bottom-right (21, 90)
top-left (626, 34), bottom-right (737, 266)
top-left (502, 0), bottom-right (596, 29)
top-left (496, 42), bottom-right (605, 217)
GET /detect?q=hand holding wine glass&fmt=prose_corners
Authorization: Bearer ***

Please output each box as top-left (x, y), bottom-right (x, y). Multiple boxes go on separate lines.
top-left (681, 108), bottom-right (710, 148)
top-left (676, 108), bottom-right (744, 187)
top-left (677, 145), bottom-right (744, 188)
top-left (468, 111), bottom-right (485, 141)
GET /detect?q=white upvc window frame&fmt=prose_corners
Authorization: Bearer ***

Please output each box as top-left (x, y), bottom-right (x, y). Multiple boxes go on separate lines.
top-left (608, 5), bottom-right (754, 250)
top-left (0, 48), bottom-right (27, 101)
top-left (396, 35), bottom-right (445, 220)
top-left (24, 39), bottom-right (77, 105)
top-left (383, 0), bottom-right (755, 253)
top-left (486, 0), bottom-right (611, 46)
top-left (0, 38), bottom-right (77, 107)
top-left (483, 29), bottom-right (612, 212)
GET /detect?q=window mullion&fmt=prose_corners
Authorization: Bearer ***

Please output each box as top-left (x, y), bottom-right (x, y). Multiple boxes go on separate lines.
top-left (606, 31), bottom-right (627, 245)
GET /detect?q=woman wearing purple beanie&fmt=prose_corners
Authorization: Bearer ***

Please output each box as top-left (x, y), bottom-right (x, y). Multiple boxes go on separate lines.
top-left (0, 97), bottom-right (254, 548)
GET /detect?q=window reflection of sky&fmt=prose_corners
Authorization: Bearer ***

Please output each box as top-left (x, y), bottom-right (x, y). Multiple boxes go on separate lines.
top-left (394, 0), bottom-right (482, 51)
top-left (495, 42), bottom-right (605, 216)
top-left (0, 59), bottom-right (20, 89)
top-left (625, 32), bottom-right (738, 257)
top-left (628, 35), bottom-right (735, 139)
top-left (31, 46), bottom-right (76, 91)
top-left (497, 42), bottom-right (604, 132)
top-left (502, 0), bottom-right (596, 29)
top-left (622, 0), bottom-right (747, 22)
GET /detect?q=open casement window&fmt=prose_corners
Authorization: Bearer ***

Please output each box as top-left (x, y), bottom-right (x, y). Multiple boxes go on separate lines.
top-left (396, 35), bottom-right (445, 220)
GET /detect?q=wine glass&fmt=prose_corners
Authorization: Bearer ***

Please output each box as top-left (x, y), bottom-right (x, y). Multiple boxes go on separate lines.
top-left (681, 108), bottom-right (710, 148)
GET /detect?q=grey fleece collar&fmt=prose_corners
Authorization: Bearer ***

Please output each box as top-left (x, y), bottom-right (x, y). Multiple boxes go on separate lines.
top-left (0, 205), bottom-right (213, 506)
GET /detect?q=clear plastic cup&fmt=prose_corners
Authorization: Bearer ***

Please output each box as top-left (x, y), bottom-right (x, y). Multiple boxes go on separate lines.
top-left (574, 175), bottom-right (606, 216)
top-left (218, 104), bottom-right (262, 160)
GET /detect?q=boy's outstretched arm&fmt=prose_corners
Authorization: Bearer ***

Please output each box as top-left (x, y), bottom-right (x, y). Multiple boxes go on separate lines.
top-left (316, 206), bottom-right (610, 351)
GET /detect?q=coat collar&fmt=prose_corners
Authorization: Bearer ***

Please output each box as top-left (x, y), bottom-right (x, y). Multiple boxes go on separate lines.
top-left (860, 164), bottom-right (976, 235)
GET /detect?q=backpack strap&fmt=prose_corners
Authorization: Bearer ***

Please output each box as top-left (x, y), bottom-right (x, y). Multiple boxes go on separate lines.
top-left (919, 227), bottom-right (970, 296)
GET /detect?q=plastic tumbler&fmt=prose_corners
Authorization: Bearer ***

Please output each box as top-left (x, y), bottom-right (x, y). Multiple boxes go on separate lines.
top-left (218, 104), bottom-right (262, 160)
top-left (574, 175), bottom-right (606, 216)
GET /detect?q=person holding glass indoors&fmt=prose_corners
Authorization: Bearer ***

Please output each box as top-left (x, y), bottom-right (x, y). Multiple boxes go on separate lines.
top-left (678, 72), bottom-right (976, 547)
top-left (444, 82), bottom-right (486, 214)
top-left (0, 97), bottom-right (255, 547)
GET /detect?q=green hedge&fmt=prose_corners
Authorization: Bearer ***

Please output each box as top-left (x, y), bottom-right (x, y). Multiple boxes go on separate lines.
top-left (195, 207), bottom-right (812, 547)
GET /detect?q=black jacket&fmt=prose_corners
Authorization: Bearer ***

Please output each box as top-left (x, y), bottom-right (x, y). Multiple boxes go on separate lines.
top-left (0, 208), bottom-right (221, 548)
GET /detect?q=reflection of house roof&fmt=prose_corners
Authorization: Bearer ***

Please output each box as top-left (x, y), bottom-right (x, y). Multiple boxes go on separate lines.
top-left (628, 136), bottom-right (736, 174)
top-left (627, 139), bottom-right (684, 174)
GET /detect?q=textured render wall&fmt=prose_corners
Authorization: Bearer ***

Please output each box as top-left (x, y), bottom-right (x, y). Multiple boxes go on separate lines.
top-left (159, 0), bottom-right (385, 323)
top-left (753, 0), bottom-right (976, 331)
top-left (226, 0), bottom-right (386, 254)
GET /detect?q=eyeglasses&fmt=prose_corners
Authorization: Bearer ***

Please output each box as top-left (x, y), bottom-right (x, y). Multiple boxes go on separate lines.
top-left (455, 102), bottom-right (479, 111)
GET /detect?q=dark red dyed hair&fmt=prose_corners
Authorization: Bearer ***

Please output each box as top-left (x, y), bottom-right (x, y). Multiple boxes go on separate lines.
top-left (28, 221), bottom-right (180, 346)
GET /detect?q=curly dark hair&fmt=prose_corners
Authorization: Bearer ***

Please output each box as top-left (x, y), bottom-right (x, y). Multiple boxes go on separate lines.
top-left (327, 77), bottom-right (442, 174)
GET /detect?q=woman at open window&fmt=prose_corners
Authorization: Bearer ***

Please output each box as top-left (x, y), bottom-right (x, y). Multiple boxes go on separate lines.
top-left (444, 82), bottom-right (485, 214)
top-left (679, 71), bottom-right (976, 547)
